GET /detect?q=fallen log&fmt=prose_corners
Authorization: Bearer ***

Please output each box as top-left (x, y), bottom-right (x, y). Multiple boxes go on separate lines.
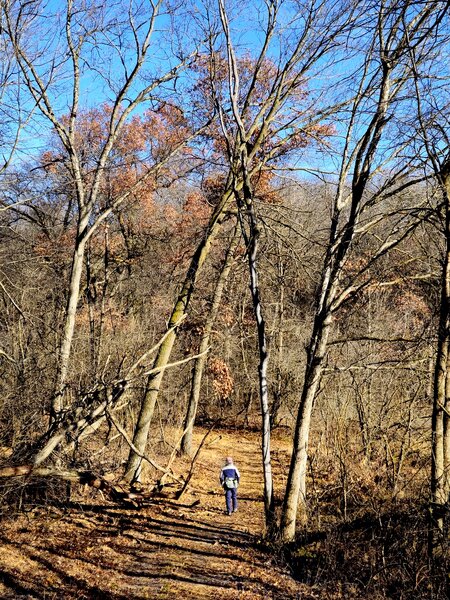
top-left (0, 465), bottom-right (160, 507)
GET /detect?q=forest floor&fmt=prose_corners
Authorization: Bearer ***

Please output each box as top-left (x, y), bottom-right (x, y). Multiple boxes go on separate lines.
top-left (0, 427), bottom-right (331, 600)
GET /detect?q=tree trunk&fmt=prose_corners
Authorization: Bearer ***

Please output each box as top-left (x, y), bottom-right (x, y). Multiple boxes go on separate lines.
top-left (237, 166), bottom-right (275, 530)
top-left (125, 190), bottom-right (233, 482)
top-left (443, 179), bottom-right (450, 505)
top-left (280, 309), bottom-right (333, 542)
top-left (431, 332), bottom-right (448, 509)
top-left (271, 245), bottom-right (285, 429)
top-left (247, 215), bottom-right (275, 528)
top-left (431, 173), bottom-right (450, 533)
top-left (181, 224), bottom-right (240, 455)
top-left (52, 213), bottom-right (90, 416)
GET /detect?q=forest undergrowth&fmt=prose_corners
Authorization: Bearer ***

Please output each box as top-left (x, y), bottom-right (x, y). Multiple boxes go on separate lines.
top-left (0, 426), bottom-right (447, 599)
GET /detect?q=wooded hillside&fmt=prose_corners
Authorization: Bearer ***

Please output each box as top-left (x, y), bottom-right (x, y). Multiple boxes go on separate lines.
top-left (0, 1), bottom-right (449, 597)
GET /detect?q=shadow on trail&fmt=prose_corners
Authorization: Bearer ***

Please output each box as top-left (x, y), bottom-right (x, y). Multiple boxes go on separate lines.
top-left (64, 502), bottom-right (255, 546)
top-left (0, 537), bottom-right (130, 600)
top-left (0, 569), bottom-right (38, 599)
top-left (0, 507), bottom-right (287, 600)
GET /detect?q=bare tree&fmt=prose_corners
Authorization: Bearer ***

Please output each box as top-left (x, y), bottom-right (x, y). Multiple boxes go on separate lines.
top-left (125, 0), bottom-right (356, 487)
top-left (280, 0), bottom-right (449, 542)
top-left (207, 0), bottom-right (363, 529)
top-left (407, 19), bottom-right (450, 540)
top-left (0, 20), bottom-right (23, 174)
top-left (2, 0), bottom-right (196, 420)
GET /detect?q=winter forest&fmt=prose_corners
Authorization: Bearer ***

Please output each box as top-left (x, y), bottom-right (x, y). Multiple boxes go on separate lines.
top-left (0, 1), bottom-right (449, 598)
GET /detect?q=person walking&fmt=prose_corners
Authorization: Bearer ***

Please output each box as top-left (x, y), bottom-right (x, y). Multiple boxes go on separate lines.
top-left (220, 456), bottom-right (240, 515)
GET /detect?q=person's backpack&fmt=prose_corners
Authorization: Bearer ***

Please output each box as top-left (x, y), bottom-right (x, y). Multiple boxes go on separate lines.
top-left (224, 476), bottom-right (237, 489)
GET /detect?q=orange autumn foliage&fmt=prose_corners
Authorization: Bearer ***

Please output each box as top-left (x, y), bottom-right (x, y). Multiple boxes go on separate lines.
top-left (191, 51), bottom-right (333, 167)
top-left (40, 102), bottom-right (193, 209)
top-left (208, 357), bottom-right (234, 401)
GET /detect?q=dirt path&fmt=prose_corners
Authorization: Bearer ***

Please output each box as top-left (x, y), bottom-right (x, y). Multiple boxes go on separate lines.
top-left (0, 429), bottom-right (312, 599)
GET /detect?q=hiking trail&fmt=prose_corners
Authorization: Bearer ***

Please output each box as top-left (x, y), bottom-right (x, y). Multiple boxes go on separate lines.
top-left (0, 428), bottom-right (314, 599)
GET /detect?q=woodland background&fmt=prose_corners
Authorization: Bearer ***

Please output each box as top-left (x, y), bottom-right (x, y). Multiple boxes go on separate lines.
top-left (0, 0), bottom-right (449, 597)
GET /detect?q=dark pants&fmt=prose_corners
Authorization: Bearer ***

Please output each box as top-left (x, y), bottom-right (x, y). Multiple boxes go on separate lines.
top-left (225, 487), bottom-right (238, 513)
